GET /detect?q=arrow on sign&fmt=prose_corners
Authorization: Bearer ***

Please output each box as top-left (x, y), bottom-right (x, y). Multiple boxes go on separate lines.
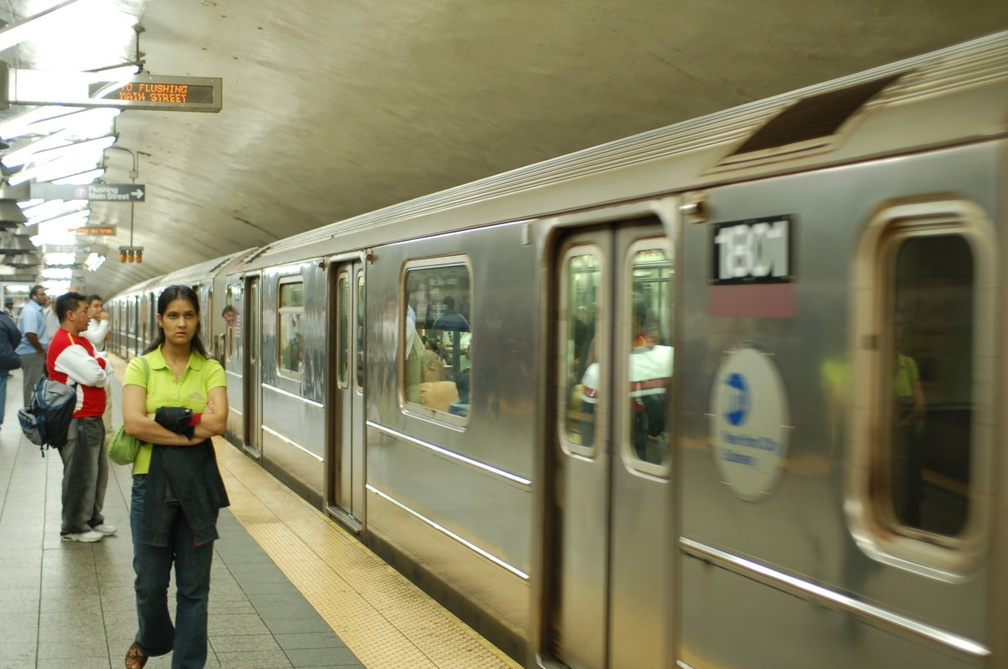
top-left (131, 189), bottom-right (144, 199)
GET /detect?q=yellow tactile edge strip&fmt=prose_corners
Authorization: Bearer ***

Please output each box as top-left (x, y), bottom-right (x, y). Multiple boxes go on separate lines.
top-left (111, 355), bottom-right (520, 669)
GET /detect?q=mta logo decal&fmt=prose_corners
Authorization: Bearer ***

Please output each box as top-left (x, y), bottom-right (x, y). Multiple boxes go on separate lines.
top-left (724, 372), bottom-right (749, 426)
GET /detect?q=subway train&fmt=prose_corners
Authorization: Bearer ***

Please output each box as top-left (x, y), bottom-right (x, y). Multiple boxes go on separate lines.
top-left (108, 31), bottom-right (1008, 669)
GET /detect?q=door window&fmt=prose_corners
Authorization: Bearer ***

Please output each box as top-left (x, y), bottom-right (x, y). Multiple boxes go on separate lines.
top-left (623, 244), bottom-right (674, 467)
top-left (562, 250), bottom-right (602, 455)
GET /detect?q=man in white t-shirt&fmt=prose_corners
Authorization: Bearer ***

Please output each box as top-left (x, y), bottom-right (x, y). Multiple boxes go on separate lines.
top-left (80, 295), bottom-right (113, 434)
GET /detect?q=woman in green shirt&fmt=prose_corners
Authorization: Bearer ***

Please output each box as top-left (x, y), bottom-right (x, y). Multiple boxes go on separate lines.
top-left (122, 285), bottom-right (228, 669)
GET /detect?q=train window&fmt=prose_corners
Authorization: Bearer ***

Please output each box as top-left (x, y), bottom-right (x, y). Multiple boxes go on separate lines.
top-left (224, 285), bottom-right (235, 361)
top-left (562, 250), bottom-right (601, 455)
top-left (623, 244), bottom-right (674, 468)
top-left (403, 262), bottom-right (471, 422)
top-left (336, 273), bottom-right (350, 388)
top-left (852, 200), bottom-right (997, 575)
top-left (356, 271), bottom-right (365, 389)
top-left (277, 277), bottom-right (305, 377)
top-left (886, 234), bottom-right (973, 537)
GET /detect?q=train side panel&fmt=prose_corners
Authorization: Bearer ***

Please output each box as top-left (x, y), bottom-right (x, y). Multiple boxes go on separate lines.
top-left (364, 222), bottom-right (538, 657)
top-left (678, 141), bottom-right (1002, 667)
top-left (259, 261), bottom-right (328, 506)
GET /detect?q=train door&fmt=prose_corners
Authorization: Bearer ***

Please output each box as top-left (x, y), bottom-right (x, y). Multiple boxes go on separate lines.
top-left (326, 260), bottom-right (366, 530)
top-left (543, 215), bottom-right (676, 669)
top-left (243, 275), bottom-right (262, 459)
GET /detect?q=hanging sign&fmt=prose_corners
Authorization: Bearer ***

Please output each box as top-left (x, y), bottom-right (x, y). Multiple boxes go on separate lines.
top-left (1, 67), bottom-right (222, 112)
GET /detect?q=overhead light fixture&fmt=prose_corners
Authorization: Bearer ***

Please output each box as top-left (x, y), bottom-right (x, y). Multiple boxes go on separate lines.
top-left (0, 107), bottom-right (120, 144)
top-left (24, 199), bottom-right (88, 225)
top-left (34, 210), bottom-right (91, 236)
top-left (0, 106), bottom-right (84, 139)
top-left (119, 245), bottom-right (143, 263)
top-left (41, 267), bottom-right (73, 280)
top-left (84, 251), bottom-right (105, 271)
top-left (2, 122), bottom-right (118, 168)
top-left (44, 252), bottom-right (76, 266)
top-left (9, 153), bottom-right (105, 185)
top-left (41, 279), bottom-right (71, 295)
top-left (51, 167), bottom-right (105, 185)
top-left (22, 134), bottom-right (116, 166)
top-left (0, 0), bottom-right (92, 53)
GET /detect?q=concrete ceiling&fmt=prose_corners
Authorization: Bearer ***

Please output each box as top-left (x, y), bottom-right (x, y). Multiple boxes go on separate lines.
top-left (1, 0), bottom-right (1007, 298)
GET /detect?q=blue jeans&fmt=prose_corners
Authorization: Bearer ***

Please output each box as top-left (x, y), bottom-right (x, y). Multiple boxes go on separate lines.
top-left (131, 476), bottom-right (215, 668)
top-left (0, 371), bottom-right (7, 426)
top-left (59, 417), bottom-right (107, 534)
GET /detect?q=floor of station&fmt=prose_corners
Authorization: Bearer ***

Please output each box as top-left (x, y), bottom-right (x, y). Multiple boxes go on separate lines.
top-left (0, 358), bottom-right (520, 669)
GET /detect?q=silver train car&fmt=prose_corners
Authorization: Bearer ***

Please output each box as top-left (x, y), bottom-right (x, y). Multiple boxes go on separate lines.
top-left (109, 32), bottom-right (1008, 668)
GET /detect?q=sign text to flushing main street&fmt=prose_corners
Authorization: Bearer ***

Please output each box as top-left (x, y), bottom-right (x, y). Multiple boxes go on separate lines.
top-left (1, 67), bottom-right (222, 112)
top-left (31, 183), bottom-right (145, 202)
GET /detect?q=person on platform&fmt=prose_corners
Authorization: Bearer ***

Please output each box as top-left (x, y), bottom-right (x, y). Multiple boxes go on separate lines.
top-left (81, 294), bottom-right (113, 435)
top-left (48, 292), bottom-right (114, 543)
top-left (43, 294), bottom-right (59, 342)
top-left (122, 284), bottom-right (229, 669)
top-left (0, 305), bottom-right (21, 430)
top-left (16, 285), bottom-right (48, 407)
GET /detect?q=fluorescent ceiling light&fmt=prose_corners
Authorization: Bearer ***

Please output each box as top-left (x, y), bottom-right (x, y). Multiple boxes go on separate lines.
top-left (29, 206), bottom-right (90, 228)
top-left (0, 1), bottom-right (93, 53)
top-left (35, 211), bottom-right (90, 239)
top-left (41, 267), bottom-right (73, 280)
top-left (23, 134), bottom-right (116, 166)
top-left (17, 198), bottom-right (44, 209)
top-left (3, 118), bottom-right (119, 167)
top-left (9, 153), bottom-right (104, 185)
top-left (27, 202), bottom-right (88, 225)
top-left (41, 280), bottom-right (72, 295)
top-left (24, 199), bottom-right (86, 223)
top-left (12, 106), bottom-right (120, 140)
top-left (52, 167), bottom-right (105, 185)
top-left (44, 252), bottom-right (76, 266)
top-left (84, 251), bottom-right (105, 271)
top-left (0, 105), bottom-right (84, 139)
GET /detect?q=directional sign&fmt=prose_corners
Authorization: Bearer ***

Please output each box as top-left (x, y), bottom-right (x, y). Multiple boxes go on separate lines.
top-left (2, 67), bottom-right (222, 113)
top-left (31, 183), bottom-right (145, 202)
top-left (72, 225), bottom-right (117, 236)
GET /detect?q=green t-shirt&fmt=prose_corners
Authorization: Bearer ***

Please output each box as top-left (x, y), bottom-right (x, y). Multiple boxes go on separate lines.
top-left (124, 346), bottom-right (226, 475)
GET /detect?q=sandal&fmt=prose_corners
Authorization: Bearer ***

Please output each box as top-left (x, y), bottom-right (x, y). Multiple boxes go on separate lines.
top-left (125, 641), bottom-right (148, 669)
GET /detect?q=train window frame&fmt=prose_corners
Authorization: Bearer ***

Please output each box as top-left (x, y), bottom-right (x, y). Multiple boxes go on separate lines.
top-left (276, 275), bottom-right (306, 380)
top-left (336, 271), bottom-right (350, 389)
top-left (401, 257), bottom-right (472, 427)
top-left (224, 285), bottom-right (235, 361)
top-left (849, 198), bottom-right (997, 579)
top-left (356, 269), bottom-right (365, 392)
top-left (618, 239), bottom-right (674, 477)
top-left (558, 243), bottom-right (607, 460)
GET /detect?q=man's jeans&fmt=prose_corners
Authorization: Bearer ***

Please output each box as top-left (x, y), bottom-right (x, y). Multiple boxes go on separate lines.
top-left (131, 476), bottom-right (214, 669)
top-left (59, 417), bottom-right (107, 534)
top-left (19, 351), bottom-right (44, 408)
top-left (0, 372), bottom-right (8, 426)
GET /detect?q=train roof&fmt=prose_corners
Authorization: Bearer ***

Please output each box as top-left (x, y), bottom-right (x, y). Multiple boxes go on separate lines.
top-left (238, 30), bottom-right (1006, 271)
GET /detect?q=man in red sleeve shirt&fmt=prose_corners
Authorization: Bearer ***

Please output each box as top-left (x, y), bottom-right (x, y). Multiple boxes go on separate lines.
top-left (48, 292), bottom-right (115, 543)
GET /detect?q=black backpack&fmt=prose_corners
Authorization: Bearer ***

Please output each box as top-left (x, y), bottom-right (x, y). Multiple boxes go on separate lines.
top-left (18, 372), bottom-right (77, 456)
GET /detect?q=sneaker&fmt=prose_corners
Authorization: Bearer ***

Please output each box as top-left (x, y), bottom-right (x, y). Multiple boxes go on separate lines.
top-left (91, 523), bottom-right (117, 535)
top-left (62, 530), bottom-right (104, 543)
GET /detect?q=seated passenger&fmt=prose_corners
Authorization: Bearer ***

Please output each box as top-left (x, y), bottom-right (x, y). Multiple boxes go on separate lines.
top-left (419, 350), bottom-right (459, 412)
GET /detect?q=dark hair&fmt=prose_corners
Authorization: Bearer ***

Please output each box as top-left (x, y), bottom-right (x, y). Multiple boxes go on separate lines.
top-left (86, 294), bottom-right (103, 304)
top-left (221, 304), bottom-right (235, 317)
top-left (30, 284), bottom-right (44, 298)
top-left (55, 291), bottom-right (86, 322)
top-left (144, 284), bottom-right (210, 357)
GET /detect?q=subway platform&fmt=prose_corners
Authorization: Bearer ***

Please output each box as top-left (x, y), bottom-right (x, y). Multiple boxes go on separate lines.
top-left (0, 361), bottom-right (520, 669)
